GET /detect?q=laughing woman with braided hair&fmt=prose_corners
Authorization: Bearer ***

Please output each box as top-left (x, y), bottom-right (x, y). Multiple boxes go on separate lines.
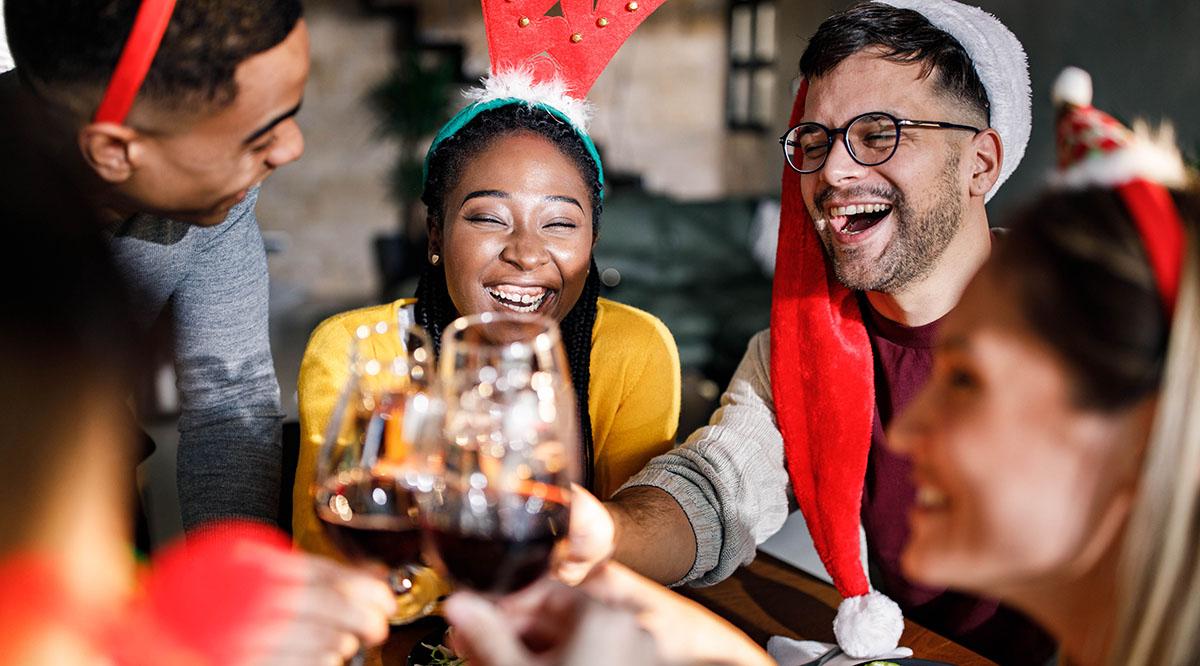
top-left (291, 101), bottom-right (681, 572)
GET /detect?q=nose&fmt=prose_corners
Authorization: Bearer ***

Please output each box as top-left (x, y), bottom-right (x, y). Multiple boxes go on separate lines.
top-left (265, 118), bottom-right (305, 169)
top-left (886, 385), bottom-right (934, 457)
top-left (499, 224), bottom-right (549, 271)
top-left (819, 133), bottom-right (868, 187)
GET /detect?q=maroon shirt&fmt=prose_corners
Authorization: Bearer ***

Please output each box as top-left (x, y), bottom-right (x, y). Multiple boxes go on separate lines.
top-left (857, 295), bottom-right (1055, 665)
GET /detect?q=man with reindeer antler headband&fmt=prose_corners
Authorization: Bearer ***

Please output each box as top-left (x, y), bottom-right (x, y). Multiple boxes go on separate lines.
top-left (0, 2), bottom-right (401, 663)
top-left (1, 0), bottom-right (305, 535)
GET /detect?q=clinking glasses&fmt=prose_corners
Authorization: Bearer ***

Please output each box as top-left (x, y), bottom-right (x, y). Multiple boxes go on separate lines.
top-left (780, 111), bottom-right (982, 174)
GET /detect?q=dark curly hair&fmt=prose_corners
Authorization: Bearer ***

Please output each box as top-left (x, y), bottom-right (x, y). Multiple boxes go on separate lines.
top-left (5, 0), bottom-right (304, 118)
top-left (800, 2), bottom-right (991, 126)
top-left (416, 103), bottom-right (604, 491)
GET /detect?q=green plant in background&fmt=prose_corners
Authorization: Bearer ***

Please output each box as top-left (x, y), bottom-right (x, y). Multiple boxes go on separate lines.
top-left (368, 49), bottom-right (459, 231)
top-left (417, 642), bottom-right (466, 666)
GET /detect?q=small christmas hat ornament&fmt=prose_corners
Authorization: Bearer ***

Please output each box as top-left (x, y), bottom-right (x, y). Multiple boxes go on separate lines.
top-left (769, 1), bottom-right (1031, 658)
top-left (1051, 66), bottom-right (1189, 315)
top-left (1051, 67), bottom-right (1189, 191)
top-left (424, 0), bottom-right (668, 187)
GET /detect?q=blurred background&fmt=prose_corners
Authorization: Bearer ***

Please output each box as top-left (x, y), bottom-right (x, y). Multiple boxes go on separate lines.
top-left (7, 0), bottom-right (1191, 544)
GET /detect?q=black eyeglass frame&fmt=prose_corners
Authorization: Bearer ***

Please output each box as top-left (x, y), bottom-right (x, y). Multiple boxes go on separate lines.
top-left (779, 111), bottom-right (983, 174)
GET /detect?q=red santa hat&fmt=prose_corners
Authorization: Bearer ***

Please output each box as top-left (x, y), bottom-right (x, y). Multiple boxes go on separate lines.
top-left (1051, 66), bottom-right (1189, 315)
top-left (769, 1), bottom-right (1030, 657)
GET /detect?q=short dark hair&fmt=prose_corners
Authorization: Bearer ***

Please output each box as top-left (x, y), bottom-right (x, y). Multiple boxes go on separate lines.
top-left (417, 103), bottom-right (604, 490)
top-left (799, 2), bottom-right (990, 125)
top-left (997, 187), bottom-right (1199, 411)
top-left (5, 0), bottom-right (304, 118)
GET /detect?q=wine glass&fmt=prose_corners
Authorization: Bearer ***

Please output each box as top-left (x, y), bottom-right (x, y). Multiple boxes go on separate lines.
top-left (311, 319), bottom-right (445, 624)
top-left (416, 311), bottom-right (579, 595)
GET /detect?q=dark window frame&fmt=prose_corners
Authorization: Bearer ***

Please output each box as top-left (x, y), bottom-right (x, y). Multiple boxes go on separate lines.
top-left (726, 0), bottom-right (777, 133)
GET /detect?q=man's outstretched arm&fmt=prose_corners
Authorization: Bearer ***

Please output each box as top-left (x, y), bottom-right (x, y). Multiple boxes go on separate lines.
top-left (563, 330), bottom-right (793, 586)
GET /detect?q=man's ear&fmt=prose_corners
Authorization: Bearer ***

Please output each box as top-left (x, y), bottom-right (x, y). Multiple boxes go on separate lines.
top-left (967, 127), bottom-right (1003, 198)
top-left (78, 122), bottom-right (141, 184)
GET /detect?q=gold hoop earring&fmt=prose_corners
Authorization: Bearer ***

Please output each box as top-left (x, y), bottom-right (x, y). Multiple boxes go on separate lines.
top-left (430, 253), bottom-right (440, 265)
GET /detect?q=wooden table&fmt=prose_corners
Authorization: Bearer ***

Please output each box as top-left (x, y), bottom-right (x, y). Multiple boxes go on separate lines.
top-left (679, 553), bottom-right (995, 665)
top-left (375, 552), bottom-right (995, 665)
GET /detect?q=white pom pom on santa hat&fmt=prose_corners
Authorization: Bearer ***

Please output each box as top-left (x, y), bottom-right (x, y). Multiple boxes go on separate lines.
top-left (1050, 66), bottom-right (1189, 191)
top-left (1053, 66), bottom-right (1093, 109)
top-left (833, 591), bottom-right (905, 658)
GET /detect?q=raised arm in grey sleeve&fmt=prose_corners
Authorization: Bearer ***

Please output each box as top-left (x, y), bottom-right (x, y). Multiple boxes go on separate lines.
top-left (617, 330), bottom-right (792, 586)
top-left (172, 192), bottom-right (283, 529)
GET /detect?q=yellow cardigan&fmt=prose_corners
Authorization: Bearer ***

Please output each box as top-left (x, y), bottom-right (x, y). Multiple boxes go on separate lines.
top-left (291, 297), bottom-right (681, 557)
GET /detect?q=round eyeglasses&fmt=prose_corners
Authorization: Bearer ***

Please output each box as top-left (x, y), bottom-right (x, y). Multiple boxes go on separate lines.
top-left (780, 111), bottom-right (982, 174)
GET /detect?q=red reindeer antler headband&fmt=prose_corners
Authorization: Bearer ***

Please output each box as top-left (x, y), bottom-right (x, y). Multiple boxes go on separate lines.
top-left (425, 1), bottom-right (667, 186)
top-left (482, 0), bottom-right (666, 99)
top-left (93, 0), bottom-right (178, 124)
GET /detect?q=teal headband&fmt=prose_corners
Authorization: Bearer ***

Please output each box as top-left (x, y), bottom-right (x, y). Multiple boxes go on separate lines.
top-left (421, 98), bottom-right (605, 193)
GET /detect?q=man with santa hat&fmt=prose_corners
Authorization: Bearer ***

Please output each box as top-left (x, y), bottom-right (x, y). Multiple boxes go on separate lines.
top-left (566, 1), bottom-right (1054, 662)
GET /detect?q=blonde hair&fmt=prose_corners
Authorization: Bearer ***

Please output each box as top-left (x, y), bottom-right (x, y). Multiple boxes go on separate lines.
top-left (1110, 225), bottom-right (1200, 665)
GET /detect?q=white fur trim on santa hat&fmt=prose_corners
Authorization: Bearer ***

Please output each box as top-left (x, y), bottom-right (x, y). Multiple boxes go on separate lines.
top-left (464, 65), bottom-right (594, 133)
top-left (833, 591), bottom-right (905, 658)
top-left (875, 0), bottom-right (1032, 203)
top-left (1051, 121), bottom-right (1190, 191)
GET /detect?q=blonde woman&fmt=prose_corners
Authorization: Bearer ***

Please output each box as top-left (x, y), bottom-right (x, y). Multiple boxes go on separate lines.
top-left (891, 71), bottom-right (1200, 665)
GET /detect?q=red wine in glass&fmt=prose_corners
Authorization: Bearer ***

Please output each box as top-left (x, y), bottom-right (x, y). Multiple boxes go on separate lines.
top-left (314, 470), bottom-right (423, 569)
top-left (422, 487), bottom-right (569, 594)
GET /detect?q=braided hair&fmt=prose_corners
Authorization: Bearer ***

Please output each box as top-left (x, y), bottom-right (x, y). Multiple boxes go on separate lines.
top-left (416, 103), bottom-right (604, 492)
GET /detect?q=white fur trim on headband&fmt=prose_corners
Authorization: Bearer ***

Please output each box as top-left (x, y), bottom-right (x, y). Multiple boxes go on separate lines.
top-left (876, 0), bottom-right (1032, 203)
top-left (1050, 121), bottom-right (1190, 191)
top-left (464, 65), bottom-right (594, 133)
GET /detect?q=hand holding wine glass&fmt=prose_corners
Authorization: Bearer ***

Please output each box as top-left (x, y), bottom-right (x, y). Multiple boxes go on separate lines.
top-left (442, 576), bottom-right (660, 666)
top-left (443, 562), bottom-right (775, 666)
top-left (225, 545), bottom-right (396, 665)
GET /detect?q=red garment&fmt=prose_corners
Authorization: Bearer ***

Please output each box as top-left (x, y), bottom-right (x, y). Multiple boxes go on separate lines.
top-left (0, 522), bottom-right (295, 665)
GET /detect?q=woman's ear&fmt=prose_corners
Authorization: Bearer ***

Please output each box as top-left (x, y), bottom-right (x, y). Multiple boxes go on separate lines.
top-left (427, 217), bottom-right (444, 264)
top-left (78, 122), bottom-right (140, 184)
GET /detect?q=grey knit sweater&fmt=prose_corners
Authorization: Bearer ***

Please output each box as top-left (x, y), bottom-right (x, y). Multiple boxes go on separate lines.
top-left (108, 188), bottom-right (283, 530)
top-left (620, 330), bottom-right (792, 586)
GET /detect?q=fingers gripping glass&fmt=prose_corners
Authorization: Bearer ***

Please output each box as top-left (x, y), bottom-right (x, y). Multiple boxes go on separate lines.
top-left (780, 112), bottom-right (982, 174)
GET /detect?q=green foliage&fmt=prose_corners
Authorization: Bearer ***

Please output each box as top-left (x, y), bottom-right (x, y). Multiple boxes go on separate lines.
top-left (368, 50), bottom-right (459, 210)
top-left (417, 642), bottom-right (467, 666)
